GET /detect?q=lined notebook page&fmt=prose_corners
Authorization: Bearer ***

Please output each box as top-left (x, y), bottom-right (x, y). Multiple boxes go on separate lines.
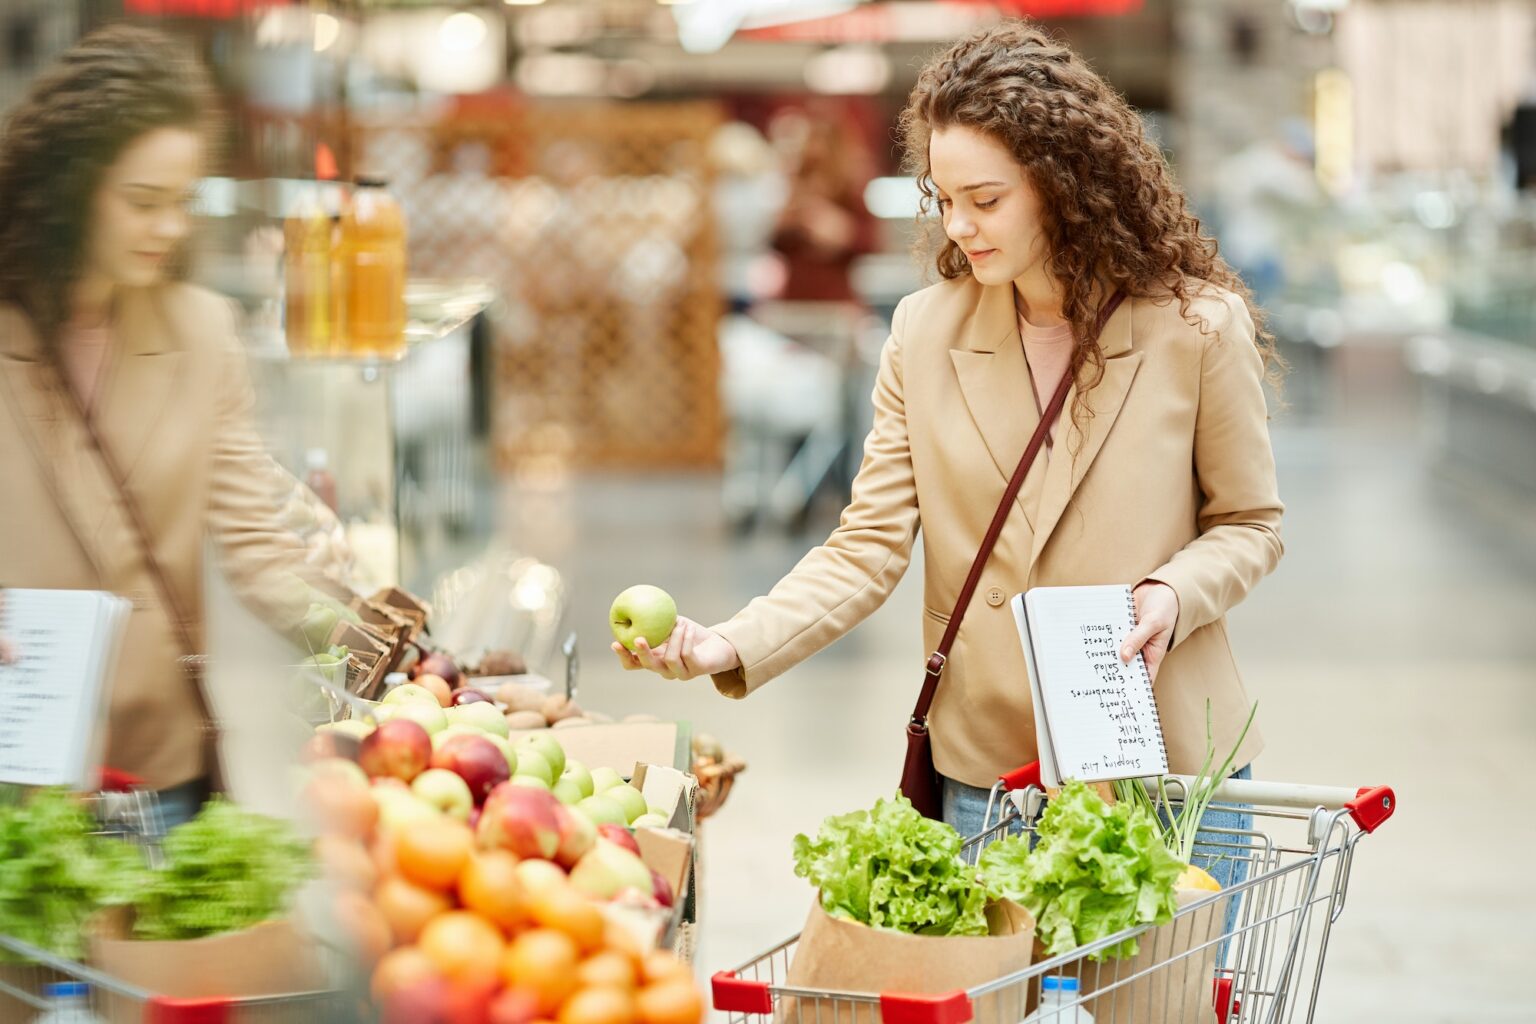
top-left (1020, 585), bottom-right (1168, 784)
top-left (0, 590), bottom-right (129, 787)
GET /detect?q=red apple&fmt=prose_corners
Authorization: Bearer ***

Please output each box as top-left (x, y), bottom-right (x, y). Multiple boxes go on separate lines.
top-left (477, 784), bottom-right (562, 860)
top-left (414, 652), bottom-right (462, 689)
top-left (450, 688), bottom-right (493, 706)
top-left (553, 804), bottom-right (597, 869)
top-left (430, 734), bottom-right (511, 805)
top-left (650, 868), bottom-right (675, 908)
top-left (596, 823), bottom-right (641, 857)
top-left (358, 719), bottom-right (433, 783)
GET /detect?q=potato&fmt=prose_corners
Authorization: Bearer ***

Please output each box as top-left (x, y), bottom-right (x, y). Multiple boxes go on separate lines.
top-left (504, 710), bottom-right (548, 731)
top-left (540, 694), bottom-right (582, 724)
top-left (552, 717), bottom-right (592, 730)
top-left (497, 683), bottom-right (546, 715)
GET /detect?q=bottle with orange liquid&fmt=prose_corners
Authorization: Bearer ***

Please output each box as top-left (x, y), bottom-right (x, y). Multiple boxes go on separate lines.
top-left (282, 186), bottom-right (333, 355)
top-left (337, 175), bottom-right (407, 357)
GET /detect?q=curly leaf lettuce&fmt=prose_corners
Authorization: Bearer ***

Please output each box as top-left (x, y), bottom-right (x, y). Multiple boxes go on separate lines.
top-left (792, 794), bottom-right (988, 937)
top-left (977, 781), bottom-right (1183, 960)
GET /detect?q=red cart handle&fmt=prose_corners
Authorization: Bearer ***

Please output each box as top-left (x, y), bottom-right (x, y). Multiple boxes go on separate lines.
top-left (998, 762), bottom-right (1043, 792)
top-left (99, 767), bottom-right (144, 793)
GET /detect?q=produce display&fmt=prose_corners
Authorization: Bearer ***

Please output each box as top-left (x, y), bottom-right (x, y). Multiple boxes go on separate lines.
top-left (301, 658), bottom-right (701, 1024)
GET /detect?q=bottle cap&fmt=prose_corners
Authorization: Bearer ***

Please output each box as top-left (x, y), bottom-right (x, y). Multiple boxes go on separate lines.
top-left (44, 982), bottom-right (90, 998)
top-left (1041, 976), bottom-right (1080, 993)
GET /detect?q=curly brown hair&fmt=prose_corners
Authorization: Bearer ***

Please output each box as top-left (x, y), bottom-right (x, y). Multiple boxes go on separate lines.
top-left (0, 24), bottom-right (216, 355)
top-left (898, 21), bottom-right (1281, 398)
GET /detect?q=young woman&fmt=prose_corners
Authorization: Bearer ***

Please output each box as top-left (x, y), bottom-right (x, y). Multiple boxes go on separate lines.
top-left (618, 22), bottom-right (1283, 854)
top-left (0, 25), bottom-right (315, 826)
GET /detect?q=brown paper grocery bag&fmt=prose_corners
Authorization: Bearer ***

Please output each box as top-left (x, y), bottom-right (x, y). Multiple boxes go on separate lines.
top-left (88, 908), bottom-right (327, 1022)
top-left (1025, 888), bottom-right (1223, 1024)
top-left (782, 898), bottom-right (1035, 1024)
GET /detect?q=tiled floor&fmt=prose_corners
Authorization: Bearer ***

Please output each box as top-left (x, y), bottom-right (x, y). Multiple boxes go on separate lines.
top-left (495, 341), bottom-right (1536, 1022)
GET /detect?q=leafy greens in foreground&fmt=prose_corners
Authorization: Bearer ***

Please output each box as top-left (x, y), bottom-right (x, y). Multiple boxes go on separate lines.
top-left (792, 794), bottom-right (989, 937)
top-left (977, 780), bottom-right (1183, 960)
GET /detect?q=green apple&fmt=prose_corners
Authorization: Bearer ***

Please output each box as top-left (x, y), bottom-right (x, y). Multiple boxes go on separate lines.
top-left (317, 719), bottom-right (374, 742)
top-left (520, 734), bottom-right (566, 778)
top-left (482, 733), bottom-right (518, 775)
top-left (552, 776), bottom-right (586, 805)
top-left (383, 683), bottom-right (439, 707)
top-left (374, 787), bottom-right (439, 829)
top-left (561, 761), bottom-right (595, 800)
top-left (390, 701), bottom-right (447, 736)
top-left (430, 724), bottom-right (479, 751)
top-left (299, 603), bottom-right (340, 653)
top-left (632, 813), bottom-right (670, 829)
top-left (412, 768), bottom-right (473, 821)
top-left (590, 767), bottom-right (625, 795)
top-left (510, 774), bottom-right (552, 792)
top-left (608, 784), bottom-right (649, 824)
top-left (576, 794), bottom-right (628, 826)
top-left (445, 702), bottom-right (510, 738)
top-left (608, 585), bottom-right (677, 652)
top-left (514, 748), bottom-right (555, 787)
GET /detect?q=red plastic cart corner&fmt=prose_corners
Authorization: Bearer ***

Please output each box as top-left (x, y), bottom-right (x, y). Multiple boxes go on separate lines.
top-left (713, 971), bottom-right (773, 1015)
top-left (999, 761), bottom-right (1043, 792)
top-left (146, 997), bottom-right (231, 1024)
top-left (880, 990), bottom-right (973, 1024)
top-left (1345, 786), bottom-right (1395, 833)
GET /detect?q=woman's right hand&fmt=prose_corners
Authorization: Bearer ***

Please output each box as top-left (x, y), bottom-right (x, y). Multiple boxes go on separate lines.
top-left (611, 616), bottom-right (740, 681)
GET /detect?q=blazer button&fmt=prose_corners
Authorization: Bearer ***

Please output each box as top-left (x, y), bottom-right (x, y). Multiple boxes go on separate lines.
top-left (986, 587), bottom-right (1006, 607)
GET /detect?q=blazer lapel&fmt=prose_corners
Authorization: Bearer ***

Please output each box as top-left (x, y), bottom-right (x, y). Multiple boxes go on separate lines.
top-left (949, 283), bottom-right (1044, 529)
top-left (95, 288), bottom-right (186, 486)
top-left (1029, 296), bottom-right (1142, 567)
top-left (0, 309), bottom-right (125, 582)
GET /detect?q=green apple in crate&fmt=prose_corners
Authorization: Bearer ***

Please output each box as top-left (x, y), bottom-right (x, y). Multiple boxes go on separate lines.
top-left (609, 585), bottom-right (677, 651)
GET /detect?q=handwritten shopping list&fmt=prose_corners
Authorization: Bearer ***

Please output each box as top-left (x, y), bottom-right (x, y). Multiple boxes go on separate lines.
top-left (1021, 586), bottom-right (1168, 783)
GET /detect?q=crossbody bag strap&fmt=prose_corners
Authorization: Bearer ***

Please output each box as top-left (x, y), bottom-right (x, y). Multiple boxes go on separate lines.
top-left (909, 288), bottom-right (1127, 726)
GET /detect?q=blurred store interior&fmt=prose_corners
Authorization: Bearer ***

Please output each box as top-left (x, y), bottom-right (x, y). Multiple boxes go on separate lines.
top-left (4, 0), bottom-right (1536, 1019)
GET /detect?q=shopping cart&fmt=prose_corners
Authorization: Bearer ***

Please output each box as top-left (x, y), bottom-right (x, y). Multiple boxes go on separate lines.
top-left (0, 773), bottom-right (358, 1024)
top-left (712, 763), bottom-right (1395, 1024)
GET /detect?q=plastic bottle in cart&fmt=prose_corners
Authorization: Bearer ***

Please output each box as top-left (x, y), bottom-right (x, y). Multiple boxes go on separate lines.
top-left (1022, 976), bottom-right (1094, 1024)
top-left (33, 982), bottom-right (106, 1023)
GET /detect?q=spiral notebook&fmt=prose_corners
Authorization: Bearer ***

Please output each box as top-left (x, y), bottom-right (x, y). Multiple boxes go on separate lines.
top-left (0, 589), bottom-right (130, 788)
top-left (1012, 585), bottom-right (1169, 787)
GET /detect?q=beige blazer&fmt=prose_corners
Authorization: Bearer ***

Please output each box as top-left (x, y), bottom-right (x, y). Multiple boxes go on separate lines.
top-left (0, 284), bottom-right (312, 790)
top-left (711, 276), bottom-right (1282, 788)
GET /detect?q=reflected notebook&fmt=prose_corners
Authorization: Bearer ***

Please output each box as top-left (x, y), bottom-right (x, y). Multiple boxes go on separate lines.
top-left (1012, 585), bottom-right (1169, 788)
top-left (0, 589), bottom-right (130, 788)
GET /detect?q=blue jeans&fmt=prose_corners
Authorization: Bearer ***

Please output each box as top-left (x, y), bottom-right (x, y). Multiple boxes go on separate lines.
top-left (943, 767), bottom-right (1253, 955)
top-left (153, 777), bottom-right (210, 832)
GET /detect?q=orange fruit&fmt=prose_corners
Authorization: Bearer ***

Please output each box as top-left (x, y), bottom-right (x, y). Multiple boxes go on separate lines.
top-left (317, 834), bottom-right (378, 892)
top-left (371, 945), bottom-right (442, 1003)
top-left (636, 982), bottom-right (704, 1024)
top-left (419, 910), bottom-right (506, 984)
top-left (396, 817), bottom-right (475, 892)
top-left (500, 928), bottom-right (580, 1016)
top-left (578, 951), bottom-right (639, 991)
top-left (526, 886), bottom-right (605, 953)
top-left (459, 849), bottom-right (529, 931)
top-left (304, 773), bottom-right (379, 840)
top-left (332, 889), bottom-right (391, 968)
top-left (638, 952), bottom-right (691, 987)
top-left (559, 986), bottom-right (637, 1024)
top-left (375, 874), bottom-right (454, 945)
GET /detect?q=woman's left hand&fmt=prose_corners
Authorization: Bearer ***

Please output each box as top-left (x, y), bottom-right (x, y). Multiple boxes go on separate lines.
top-left (1121, 582), bottom-right (1179, 683)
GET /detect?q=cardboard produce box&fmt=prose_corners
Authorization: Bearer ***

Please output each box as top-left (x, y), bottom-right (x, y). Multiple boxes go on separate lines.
top-left (507, 722), bottom-right (688, 777)
top-left (784, 898), bottom-right (1035, 1024)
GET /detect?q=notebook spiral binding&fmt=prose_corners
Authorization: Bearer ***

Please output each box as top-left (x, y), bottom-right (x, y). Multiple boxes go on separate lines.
top-left (1126, 586), bottom-right (1169, 768)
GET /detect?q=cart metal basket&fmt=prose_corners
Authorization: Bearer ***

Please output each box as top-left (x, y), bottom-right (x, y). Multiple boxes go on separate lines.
top-left (713, 763), bottom-right (1394, 1024)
